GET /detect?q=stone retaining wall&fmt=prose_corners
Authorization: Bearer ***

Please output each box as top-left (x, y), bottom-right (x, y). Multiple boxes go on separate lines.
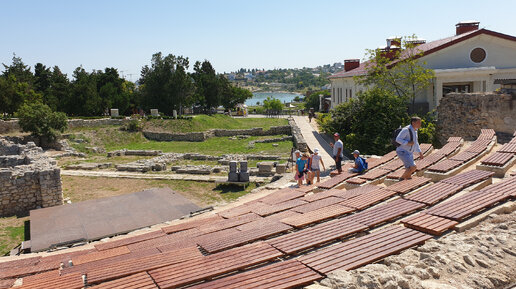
top-left (0, 138), bottom-right (63, 216)
top-left (437, 93), bottom-right (516, 144)
top-left (0, 118), bottom-right (127, 134)
top-left (288, 118), bottom-right (308, 151)
top-left (142, 125), bottom-right (292, 142)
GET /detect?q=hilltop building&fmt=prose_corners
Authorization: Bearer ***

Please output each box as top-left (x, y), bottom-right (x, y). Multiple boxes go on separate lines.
top-left (329, 21), bottom-right (516, 112)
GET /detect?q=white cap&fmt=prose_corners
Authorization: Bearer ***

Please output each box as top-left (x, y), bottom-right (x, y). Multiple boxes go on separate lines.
top-left (314, 148), bottom-right (319, 153)
top-left (353, 150), bottom-right (360, 155)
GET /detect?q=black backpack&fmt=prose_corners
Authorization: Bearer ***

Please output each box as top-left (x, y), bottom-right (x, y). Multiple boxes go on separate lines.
top-left (391, 126), bottom-right (413, 147)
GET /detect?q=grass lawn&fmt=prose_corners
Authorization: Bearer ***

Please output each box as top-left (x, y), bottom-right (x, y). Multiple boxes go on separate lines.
top-left (0, 216), bottom-right (27, 256)
top-left (143, 114), bottom-right (288, 133)
top-left (62, 176), bottom-right (258, 207)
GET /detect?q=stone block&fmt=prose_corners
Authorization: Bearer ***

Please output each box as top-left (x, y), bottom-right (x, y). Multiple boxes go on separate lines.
top-left (239, 172), bottom-right (249, 182)
top-left (258, 161), bottom-right (274, 173)
top-left (151, 109), bottom-right (159, 116)
top-left (276, 164), bottom-right (287, 174)
top-left (228, 172), bottom-right (239, 182)
top-left (229, 161), bottom-right (238, 173)
top-left (239, 161), bottom-right (248, 172)
top-left (110, 109), bottom-right (119, 117)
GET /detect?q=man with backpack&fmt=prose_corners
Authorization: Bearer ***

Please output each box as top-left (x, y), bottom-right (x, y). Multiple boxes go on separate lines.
top-left (395, 116), bottom-right (424, 180)
top-left (349, 150), bottom-right (368, 174)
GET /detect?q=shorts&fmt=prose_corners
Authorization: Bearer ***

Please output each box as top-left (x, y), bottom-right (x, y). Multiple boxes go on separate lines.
top-left (310, 168), bottom-right (320, 172)
top-left (295, 171), bottom-right (305, 180)
top-left (334, 156), bottom-right (342, 171)
top-left (396, 147), bottom-right (415, 168)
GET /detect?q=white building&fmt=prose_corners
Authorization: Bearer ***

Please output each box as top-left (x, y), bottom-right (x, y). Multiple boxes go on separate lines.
top-left (329, 21), bottom-right (516, 112)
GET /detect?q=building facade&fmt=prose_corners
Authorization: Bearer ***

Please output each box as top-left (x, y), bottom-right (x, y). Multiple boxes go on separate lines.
top-left (329, 21), bottom-right (516, 112)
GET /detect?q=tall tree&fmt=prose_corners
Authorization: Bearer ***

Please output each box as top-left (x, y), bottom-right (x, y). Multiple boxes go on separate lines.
top-left (192, 60), bottom-right (221, 111)
top-left (48, 66), bottom-right (71, 112)
top-left (356, 35), bottom-right (434, 113)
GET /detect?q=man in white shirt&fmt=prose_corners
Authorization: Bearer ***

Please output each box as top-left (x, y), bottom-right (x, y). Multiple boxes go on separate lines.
top-left (330, 132), bottom-right (344, 173)
top-left (396, 117), bottom-right (424, 180)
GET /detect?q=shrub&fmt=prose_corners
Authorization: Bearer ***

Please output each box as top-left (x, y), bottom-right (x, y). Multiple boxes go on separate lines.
top-left (17, 101), bottom-right (68, 142)
top-left (125, 119), bottom-right (142, 132)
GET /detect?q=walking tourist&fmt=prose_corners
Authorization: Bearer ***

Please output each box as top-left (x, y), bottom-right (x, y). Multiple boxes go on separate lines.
top-left (308, 148), bottom-right (326, 183)
top-left (330, 133), bottom-right (344, 174)
top-left (395, 117), bottom-right (424, 180)
top-left (294, 152), bottom-right (310, 187)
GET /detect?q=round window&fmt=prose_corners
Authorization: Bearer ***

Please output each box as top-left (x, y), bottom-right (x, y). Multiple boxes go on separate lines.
top-left (470, 48), bottom-right (486, 63)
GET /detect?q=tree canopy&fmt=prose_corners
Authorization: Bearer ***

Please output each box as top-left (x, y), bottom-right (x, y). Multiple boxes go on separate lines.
top-left (356, 35), bottom-right (434, 113)
top-left (17, 101), bottom-right (68, 143)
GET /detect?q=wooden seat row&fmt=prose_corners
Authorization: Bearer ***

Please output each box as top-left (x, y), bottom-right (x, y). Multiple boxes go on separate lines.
top-left (267, 217), bottom-right (367, 255)
top-left (317, 172), bottom-right (358, 189)
top-left (280, 204), bottom-right (355, 228)
top-left (187, 260), bottom-right (322, 289)
top-left (480, 152), bottom-right (514, 167)
top-left (404, 182), bottom-right (463, 205)
top-left (196, 221), bottom-right (292, 254)
top-left (440, 169), bottom-right (494, 188)
top-left (339, 188), bottom-right (398, 210)
top-left (92, 272), bottom-right (157, 289)
top-left (298, 225), bottom-right (431, 274)
top-left (401, 213), bottom-right (458, 235)
top-left (346, 199), bottom-right (425, 229)
top-left (384, 176), bottom-right (431, 194)
top-left (148, 242), bottom-right (282, 289)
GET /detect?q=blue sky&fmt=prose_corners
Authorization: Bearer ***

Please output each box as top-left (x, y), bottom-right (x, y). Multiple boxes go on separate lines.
top-left (2, 0), bottom-right (516, 81)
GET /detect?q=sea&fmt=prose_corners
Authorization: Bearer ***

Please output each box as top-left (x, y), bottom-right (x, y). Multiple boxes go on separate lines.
top-left (245, 92), bottom-right (303, 106)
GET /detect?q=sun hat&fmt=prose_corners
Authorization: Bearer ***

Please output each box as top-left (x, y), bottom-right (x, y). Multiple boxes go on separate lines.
top-left (352, 150), bottom-right (360, 155)
top-left (314, 148), bottom-right (319, 153)
top-left (294, 150), bottom-right (301, 154)
top-left (334, 133), bottom-right (340, 137)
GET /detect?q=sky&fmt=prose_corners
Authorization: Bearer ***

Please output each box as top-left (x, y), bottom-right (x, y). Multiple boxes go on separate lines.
top-left (2, 0), bottom-right (516, 81)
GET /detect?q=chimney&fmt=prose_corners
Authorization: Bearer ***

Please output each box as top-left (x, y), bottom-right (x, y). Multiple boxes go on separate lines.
top-left (344, 59), bottom-right (360, 72)
top-left (386, 37), bottom-right (401, 48)
top-left (406, 39), bottom-right (426, 47)
top-left (456, 21), bottom-right (479, 35)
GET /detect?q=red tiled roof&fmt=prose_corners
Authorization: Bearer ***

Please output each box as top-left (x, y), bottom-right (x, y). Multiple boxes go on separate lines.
top-left (329, 28), bottom-right (516, 79)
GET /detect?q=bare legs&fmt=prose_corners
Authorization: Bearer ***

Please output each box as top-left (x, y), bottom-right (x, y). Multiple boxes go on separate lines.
top-left (401, 165), bottom-right (417, 180)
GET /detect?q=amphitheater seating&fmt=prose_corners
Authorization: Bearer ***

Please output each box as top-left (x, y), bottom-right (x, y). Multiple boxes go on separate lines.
top-left (401, 213), bottom-right (458, 236)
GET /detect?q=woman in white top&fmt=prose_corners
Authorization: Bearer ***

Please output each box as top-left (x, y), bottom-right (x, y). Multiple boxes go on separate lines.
top-left (308, 148), bottom-right (326, 184)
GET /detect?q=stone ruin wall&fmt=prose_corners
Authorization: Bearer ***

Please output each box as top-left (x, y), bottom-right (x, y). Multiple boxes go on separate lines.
top-left (0, 118), bottom-right (127, 134)
top-left (143, 125), bottom-right (293, 142)
top-left (0, 138), bottom-right (63, 216)
top-left (437, 93), bottom-right (516, 144)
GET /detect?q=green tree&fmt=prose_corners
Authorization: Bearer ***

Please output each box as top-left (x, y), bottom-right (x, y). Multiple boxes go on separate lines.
top-left (17, 101), bottom-right (68, 144)
top-left (322, 88), bottom-right (408, 155)
top-left (263, 97), bottom-right (283, 113)
top-left (48, 66), bottom-right (71, 112)
top-left (304, 90), bottom-right (329, 112)
top-left (220, 78), bottom-right (253, 110)
top-left (0, 74), bottom-right (41, 116)
top-left (139, 52), bottom-right (193, 115)
top-left (68, 67), bottom-right (102, 116)
top-left (356, 35), bottom-right (434, 113)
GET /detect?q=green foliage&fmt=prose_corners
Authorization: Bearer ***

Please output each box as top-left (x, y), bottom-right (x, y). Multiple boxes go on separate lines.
top-left (356, 35), bottom-right (434, 113)
top-left (252, 68), bottom-right (330, 88)
top-left (125, 119), bottom-right (142, 132)
top-left (262, 97), bottom-right (283, 112)
top-left (17, 101), bottom-right (68, 141)
top-left (417, 113), bottom-right (438, 147)
top-left (220, 80), bottom-right (253, 109)
top-left (305, 90), bottom-right (329, 112)
top-left (322, 88), bottom-right (409, 155)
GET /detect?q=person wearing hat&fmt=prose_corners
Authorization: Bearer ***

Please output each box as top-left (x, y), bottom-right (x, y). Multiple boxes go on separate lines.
top-left (294, 152), bottom-right (310, 187)
top-left (307, 148), bottom-right (326, 183)
top-left (349, 150), bottom-right (367, 174)
top-left (329, 132), bottom-right (344, 173)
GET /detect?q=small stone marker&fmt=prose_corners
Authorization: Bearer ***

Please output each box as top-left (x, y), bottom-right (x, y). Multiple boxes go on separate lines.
top-left (110, 109), bottom-right (119, 117)
top-left (276, 163), bottom-right (287, 174)
top-left (151, 109), bottom-right (159, 116)
top-left (229, 161), bottom-right (238, 173)
top-left (258, 161), bottom-right (274, 173)
top-left (173, 110), bottom-right (177, 119)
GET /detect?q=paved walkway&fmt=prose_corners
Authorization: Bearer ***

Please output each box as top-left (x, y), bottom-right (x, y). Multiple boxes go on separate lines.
top-left (292, 115), bottom-right (343, 171)
top-left (61, 170), bottom-right (270, 183)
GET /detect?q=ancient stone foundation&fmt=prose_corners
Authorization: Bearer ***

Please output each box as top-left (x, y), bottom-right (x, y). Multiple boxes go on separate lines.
top-left (437, 93), bottom-right (516, 144)
top-left (0, 138), bottom-right (63, 216)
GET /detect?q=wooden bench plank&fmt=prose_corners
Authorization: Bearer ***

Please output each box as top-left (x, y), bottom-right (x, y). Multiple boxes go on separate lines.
top-left (252, 200), bottom-right (307, 216)
top-left (498, 143), bottom-right (516, 154)
top-left (426, 190), bottom-right (510, 221)
top-left (196, 221), bottom-right (292, 253)
top-left (17, 272), bottom-right (84, 289)
top-left (358, 168), bottom-right (391, 181)
top-left (401, 213), bottom-right (458, 235)
top-left (161, 215), bottom-right (222, 233)
top-left (187, 260), bottom-right (322, 289)
top-left (292, 197), bottom-right (344, 213)
top-left (298, 226), bottom-right (431, 274)
top-left (427, 159), bottom-right (463, 173)
top-left (317, 172), bottom-right (358, 189)
top-left (450, 151), bottom-right (478, 162)
top-left (95, 230), bottom-right (166, 251)
top-left (385, 177), bottom-right (431, 194)
top-left (92, 272), bottom-right (157, 289)
top-left (440, 170), bottom-right (494, 188)
top-left (481, 152), bottom-right (515, 166)
top-left (72, 246), bottom-right (130, 266)
top-left (267, 217), bottom-right (367, 255)
top-left (345, 199), bottom-right (425, 228)
top-left (85, 246), bottom-right (203, 284)
top-left (256, 187), bottom-right (307, 205)
top-left (148, 242), bottom-right (283, 289)
top-left (481, 176), bottom-right (516, 198)
top-left (339, 189), bottom-right (398, 210)
top-left (280, 204), bottom-right (355, 228)
top-left (404, 182), bottom-right (463, 205)
top-left (198, 212), bottom-right (263, 233)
